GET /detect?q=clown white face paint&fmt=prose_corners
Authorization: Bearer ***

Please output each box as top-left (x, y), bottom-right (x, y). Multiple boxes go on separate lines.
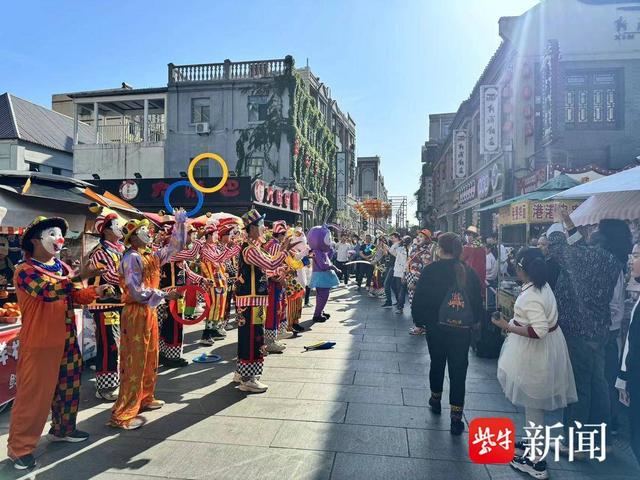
top-left (136, 226), bottom-right (152, 245)
top-left (40, 227), bottom-right (65, 255)
top-left (110, 222), bottom-right (124, 240)
top-left (190, 232), bottom-right (198, 243)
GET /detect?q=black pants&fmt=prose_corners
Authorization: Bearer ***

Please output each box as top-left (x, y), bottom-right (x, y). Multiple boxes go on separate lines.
top-left (392, 277), bottom-right (407, 309)
top-left (426, 326), bottom-right (472, 409)
top-left (355, 263), bottom-right (373, 288)
top-left (604, 330), bottom-right (620, 427)
top-left (305, 286), bottom-right (311, 305)
top-left (334, 260), bottom-right (350, 284)
top-left (92, 309), bottom-right (120, 392)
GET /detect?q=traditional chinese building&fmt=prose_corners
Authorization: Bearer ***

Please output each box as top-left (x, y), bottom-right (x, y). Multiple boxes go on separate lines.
top-left (425, 0), bottom-right (640, 236)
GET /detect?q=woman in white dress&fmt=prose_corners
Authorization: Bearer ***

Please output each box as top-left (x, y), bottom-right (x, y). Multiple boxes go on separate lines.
top-left (492, 248), bottom-right (577, 480)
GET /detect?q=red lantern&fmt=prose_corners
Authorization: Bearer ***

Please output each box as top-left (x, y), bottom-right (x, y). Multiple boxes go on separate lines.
top-left (523, 105), bottom-right (533, 119)
top-left (522, 85), bottom-right (532, 100)
top-left (293, 138), bottom-right (300, 156)
top-left (502, 120), bottom-right (514, 132)
top-left (525, 122), bottom-right (534, 137)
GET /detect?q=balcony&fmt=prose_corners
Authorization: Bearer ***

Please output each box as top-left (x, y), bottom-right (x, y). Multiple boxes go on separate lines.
top-left (96, 121), bottom-right (165, 144)
top-left (168, 57), bottom-right (293, 84)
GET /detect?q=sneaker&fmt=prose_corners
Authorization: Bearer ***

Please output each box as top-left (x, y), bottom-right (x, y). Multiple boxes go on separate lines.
top-left (266, 342), bottom-right (286, 353)
top-left (161, 357), bottom-right (189, 368)
top-left (233, 372), bottom-right (242, 383)
top-left (13, 454), bottom-right (36, 470)
top-left (510, 455), bottom-right (549, 479)
top-left (381, 303), bottom-right (393, 308)
top-left (321, 312), bottom-right (331, 319)
top-left (428, 397), bottom-right (441, 415)
top-left (110, 416), bottom-right (146, 430)
top-left (303, 303), bottom-right (312, 308)
top-left (141, 399), bottom-right (165, 411)
top-left (239, 378), bottom-right (268, 393)
top-left (312, 316), bottom-right (327, 323)
top-left (95, 389), bottom-right (118, 402)
top-left (47, 429), bottom-right (90, 443)
top-left (409, 326), bottom-right (426, 335)
top-left (199, 335), bottom-right (215, 346)
top-left (450, 418), bottom-right (465, 436)
top-left (279, 331), bottom-right (295, 340)
top-left (515, 440), bottom-right (526, 456)
top-left (212, 327), bottom-right (227, 339)
top-left (292, 324), bottom-right (305, 332)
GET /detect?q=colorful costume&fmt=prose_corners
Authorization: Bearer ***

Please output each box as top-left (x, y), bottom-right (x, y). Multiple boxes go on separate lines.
top-left (264, 221), bottom-right (289, 346)
top-left (8, 217), bottom-right (98, 461)
top-left (308, 225), bottom-right (340, 321)
top-left (235, 210), bottom-right (287, 381)
top-left (405, 232), bottom-right (433, 306)
top-left (88, 238), bottom-right (124, 394)
top-left (109, 214), bottom-right (186, 428)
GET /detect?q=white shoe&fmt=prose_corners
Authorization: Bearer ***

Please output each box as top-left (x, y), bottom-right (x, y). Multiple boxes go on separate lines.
top-left (95, 389), bottom-right (118, 402)
top-left (233, 372), bottom-right (242, 383)
top-left (279, 331), bottom-right (294, 340)
top-left (239, 378), bottom-right (268, 393)
top-left (266, 341), bottom-right (286, 353)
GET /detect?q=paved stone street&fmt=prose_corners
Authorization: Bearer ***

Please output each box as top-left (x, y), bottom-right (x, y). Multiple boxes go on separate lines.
top-left (0, 286), bottom-right (639, 479)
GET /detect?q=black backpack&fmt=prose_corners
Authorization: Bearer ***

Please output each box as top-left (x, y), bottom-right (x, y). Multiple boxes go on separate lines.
top-left (438, 279), bottom-right (475, 329)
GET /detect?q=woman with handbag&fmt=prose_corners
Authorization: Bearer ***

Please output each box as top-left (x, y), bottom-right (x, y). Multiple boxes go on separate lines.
top-left (411, 232), bottom-right (483, 435)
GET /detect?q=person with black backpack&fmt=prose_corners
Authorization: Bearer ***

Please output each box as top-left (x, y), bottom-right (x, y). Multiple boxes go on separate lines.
top-left (411, 232), bottom-right (483, 435)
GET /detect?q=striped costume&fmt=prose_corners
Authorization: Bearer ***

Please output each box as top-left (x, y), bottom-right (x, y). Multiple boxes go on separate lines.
top-left (88, 240), bottom-right (124, 392)
top-left (264, 238), bottom-right (288, 344)
top-left (235, 240), bottom-right (286, 378)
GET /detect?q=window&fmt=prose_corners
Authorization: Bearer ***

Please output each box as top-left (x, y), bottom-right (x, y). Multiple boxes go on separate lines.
top-left (564, 71), bottom-right (621, 129)
top-left (29, 163), bottom-right (40, 172)
top-left (191, 158), bottom-right (209, 178)
top-left (248, 95), bottom-right (268, 122)
top-left (52, 167), bottom-right (62, 175)
top-left (191, 98), bottom-right (210, 124)
top-left (247, 157), bottom-right (264, 178)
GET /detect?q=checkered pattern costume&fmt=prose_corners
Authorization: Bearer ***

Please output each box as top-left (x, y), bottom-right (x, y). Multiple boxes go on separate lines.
top-left (8, 260), bottom-right (98, 459)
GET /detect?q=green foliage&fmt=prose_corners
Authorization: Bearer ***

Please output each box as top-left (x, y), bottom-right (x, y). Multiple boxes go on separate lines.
top-left (235, 69), bottom-right (338, 222)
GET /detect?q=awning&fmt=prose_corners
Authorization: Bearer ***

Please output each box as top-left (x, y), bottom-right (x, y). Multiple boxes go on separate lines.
top-left (0, 190), bottom-right (88, 231)
top-left (570, 191), bottom-right (640, 226)
top-left (551, 165), bottom-right (640, 199)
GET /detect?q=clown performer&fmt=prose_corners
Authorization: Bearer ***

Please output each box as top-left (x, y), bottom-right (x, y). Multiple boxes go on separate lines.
top-left (8, 217), bottom-right (112, 470)
top-left (87, 208), bottom-right (125, 401)
top-left (264, 220), bottom-right (291, 353)
top-left (308, 225), bottom-right (341, 323)
top-left (406, 229), bottom-right (434, 336)
top-left (199, 218), bottom-right (243, 345)
top-left (157, 223), bottom-right (207, 368)
top-left (108, 209), bottom-right (187, 430)
top-left (233, 209), bottom-right (290, 393)
top-left (285, 227), bottom-right (309, 333)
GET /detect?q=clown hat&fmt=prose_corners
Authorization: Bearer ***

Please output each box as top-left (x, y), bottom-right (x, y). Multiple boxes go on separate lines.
top-left (122, 218), bottom-right (150, 245)
top-left (272, 220), bottom-right (287, 235)
top-left (94, 212), bottom-right (120, 235)
top-left (419, 229), bottom-right (432, 241)
top-left (242, 208), bottom-right (265, 228)
top-left (217, 217), bottom-right (241, 237)
top-left (21, 216), bottom-right (68, 252)
top-left (465, 225), bottom-right (479, 235)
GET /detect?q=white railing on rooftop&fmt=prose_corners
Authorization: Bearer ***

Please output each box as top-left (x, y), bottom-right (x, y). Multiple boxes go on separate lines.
top-left (169, 57), bottom-right (293, 84)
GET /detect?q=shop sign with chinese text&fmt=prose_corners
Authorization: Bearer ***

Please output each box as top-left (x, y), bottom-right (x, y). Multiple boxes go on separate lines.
top-left (252, 180), bottom-right (301, 213)
top-left (453, 130), bottom-right (468, 179)
top-left (480, 85), bottom-right (501, 155)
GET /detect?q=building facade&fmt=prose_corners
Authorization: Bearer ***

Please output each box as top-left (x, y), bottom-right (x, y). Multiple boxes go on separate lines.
top-left (54, 56), bottom-right (355, 225)
top-left (423, 0), bottom-right (640, 235)
top-left (0, 93), bottom-right (93, 176)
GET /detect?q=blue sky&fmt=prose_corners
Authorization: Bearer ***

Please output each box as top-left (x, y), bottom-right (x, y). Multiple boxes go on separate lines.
top-left (1, 0), bottom-right (538, 209)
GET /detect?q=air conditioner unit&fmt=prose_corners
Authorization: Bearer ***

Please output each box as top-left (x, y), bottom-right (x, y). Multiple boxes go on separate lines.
top-left (195, 122), bottom-right (210, 134)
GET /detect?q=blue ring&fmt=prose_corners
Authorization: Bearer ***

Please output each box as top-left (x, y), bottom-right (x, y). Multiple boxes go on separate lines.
top-left (163, 180), bottom-right (204, 217)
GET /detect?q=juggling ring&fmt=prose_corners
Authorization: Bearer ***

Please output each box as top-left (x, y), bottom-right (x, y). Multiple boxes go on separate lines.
top-left (168, 285), bottom-right (211, 325)
top-left (188, 153), bottom-right (229, 194)
top-left (164, 180), bottom-right (204, 217)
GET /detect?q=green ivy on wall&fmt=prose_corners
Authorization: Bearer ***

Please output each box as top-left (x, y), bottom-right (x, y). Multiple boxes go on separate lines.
top-left (235, 62), bottom-right (337, 223)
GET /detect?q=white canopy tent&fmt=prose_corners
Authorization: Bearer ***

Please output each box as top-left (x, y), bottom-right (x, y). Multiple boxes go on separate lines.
top-left (551, 165), bottom-right (640, 199)
top-left (570, 191), bottom-right (640, 226)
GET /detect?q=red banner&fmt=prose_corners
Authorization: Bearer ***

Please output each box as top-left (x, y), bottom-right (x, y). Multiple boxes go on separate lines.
top-left (0, 326), bottom-right (20, 406)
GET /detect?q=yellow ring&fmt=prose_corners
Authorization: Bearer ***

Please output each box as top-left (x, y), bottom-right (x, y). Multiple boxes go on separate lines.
top-left (187, 153), bottom-right (229, 193)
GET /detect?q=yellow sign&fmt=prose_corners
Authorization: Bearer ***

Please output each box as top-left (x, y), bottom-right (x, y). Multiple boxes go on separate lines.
top-left (499, 200), bottom-right (582, 226)
top-left (187, 153), bottom-right (229, 194)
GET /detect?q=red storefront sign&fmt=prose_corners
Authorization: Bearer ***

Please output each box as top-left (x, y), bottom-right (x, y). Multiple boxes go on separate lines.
top-left (252, 180), bottom-right (301, 213)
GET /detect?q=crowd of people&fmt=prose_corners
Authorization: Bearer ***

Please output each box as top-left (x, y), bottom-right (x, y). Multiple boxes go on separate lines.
top-left (6, 207), bottom-right (340, 470)
top-left (4, 206), bottom-right (639, 478)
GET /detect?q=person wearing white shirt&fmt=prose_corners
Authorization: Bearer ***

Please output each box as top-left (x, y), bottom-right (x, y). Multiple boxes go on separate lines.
top-left (392, 237), bottom-right (410, 314)
top-left (334, 234), bottom-right (353, 285)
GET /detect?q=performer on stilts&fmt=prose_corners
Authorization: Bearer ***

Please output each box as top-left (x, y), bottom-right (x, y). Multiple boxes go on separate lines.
top-left (308, 225), bottom-right (341, 323)
top-left (234, 209), bottom-right (289, 393)
top-left (109, 210), bottom-right (186, 430)
top-left (199, 219), bottom-right (242, 345)
top-left (88, 209), bottom-right (125, 401)
top-left (8, 217), bottom-right (110, 470)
